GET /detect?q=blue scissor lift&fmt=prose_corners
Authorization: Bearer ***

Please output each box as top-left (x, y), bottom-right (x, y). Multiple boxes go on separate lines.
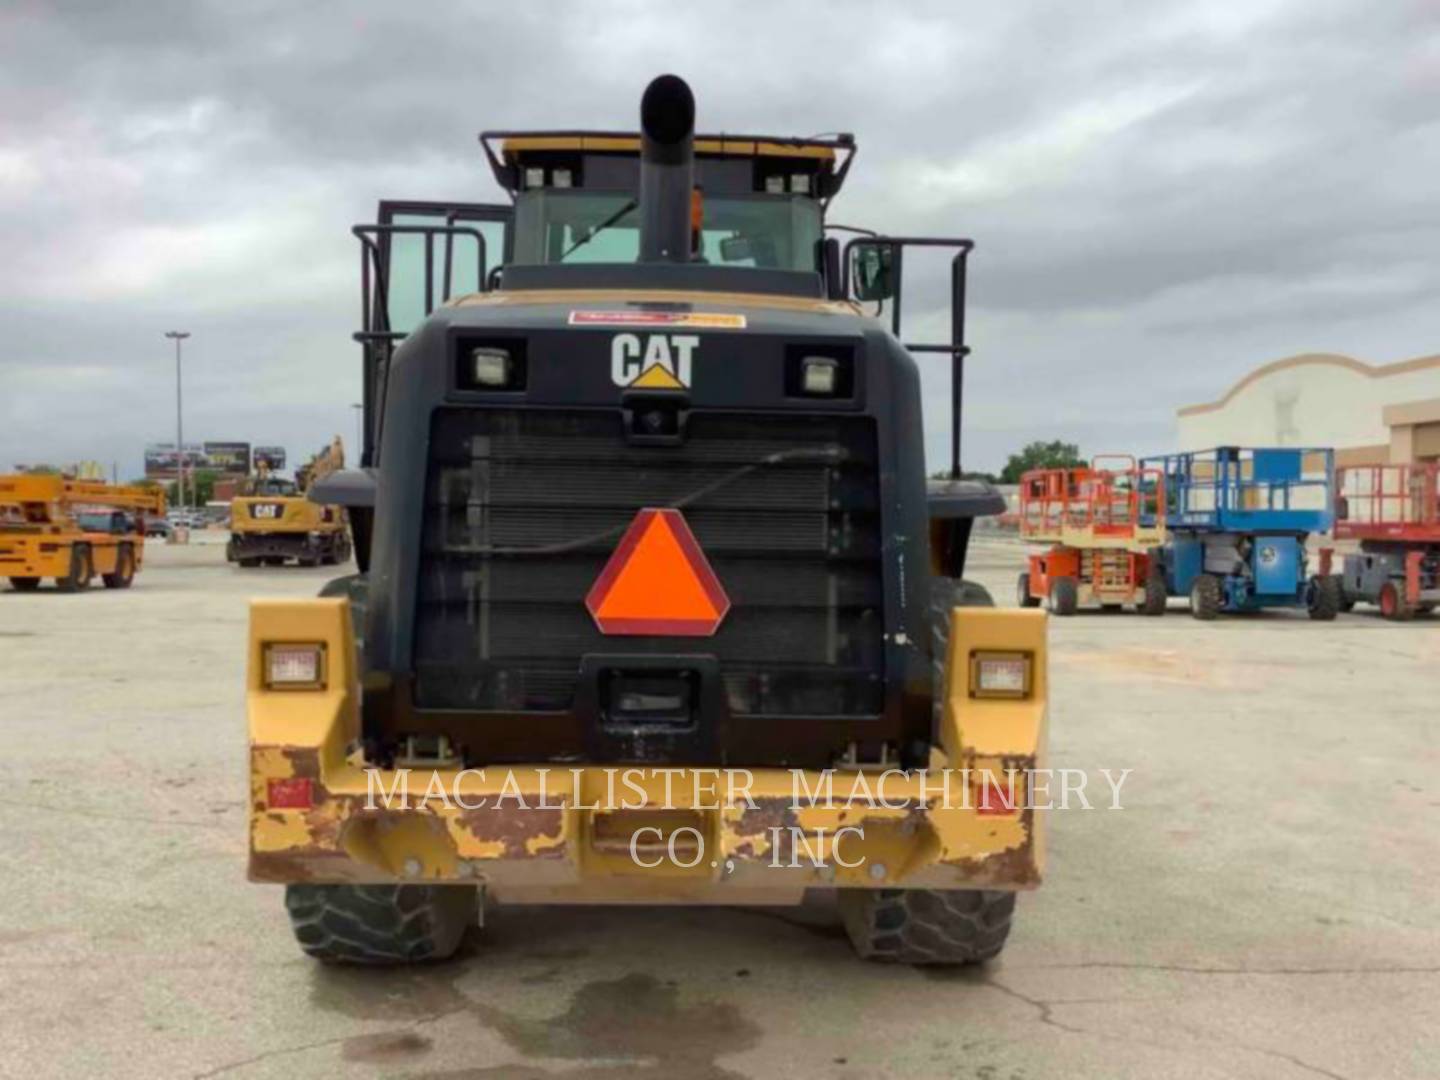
top-left (1139, 447), bottom-right (1341, 620)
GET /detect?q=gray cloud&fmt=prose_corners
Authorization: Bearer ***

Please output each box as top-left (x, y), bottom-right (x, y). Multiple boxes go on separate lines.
top-left (1, 0), bottom-right (1436, 477)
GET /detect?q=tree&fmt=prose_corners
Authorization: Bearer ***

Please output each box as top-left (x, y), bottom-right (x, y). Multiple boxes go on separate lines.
top-left (999, 440), bottom-right (1084, 484)
top-left (930, 469), bottom-right (1000, 484)
top-left (189, 469), bottom-right (222, 507)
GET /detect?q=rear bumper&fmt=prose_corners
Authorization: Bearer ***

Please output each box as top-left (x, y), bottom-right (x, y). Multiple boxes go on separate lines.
top-left (228, 532), bottom-right (323, 560)
top-left (248, 599), bottom-right (1048, 902)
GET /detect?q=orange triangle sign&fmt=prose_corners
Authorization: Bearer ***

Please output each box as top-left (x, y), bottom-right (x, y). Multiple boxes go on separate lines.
top-left (585, 508), bottom-right (730, 636)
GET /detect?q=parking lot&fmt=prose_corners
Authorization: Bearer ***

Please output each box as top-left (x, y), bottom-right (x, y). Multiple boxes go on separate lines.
top-left (1, 536), bottom-right (1436, 1079)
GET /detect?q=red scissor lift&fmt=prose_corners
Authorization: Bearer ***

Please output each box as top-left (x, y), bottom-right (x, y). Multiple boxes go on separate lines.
top-left (1333, 463), bottom-right (1440, 620)
top-left (1018, 456), bottom-right (1168, 615)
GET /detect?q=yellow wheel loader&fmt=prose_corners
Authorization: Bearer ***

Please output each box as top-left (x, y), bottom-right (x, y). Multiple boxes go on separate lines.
top-left (249, 76), bottom-right (1047, 965)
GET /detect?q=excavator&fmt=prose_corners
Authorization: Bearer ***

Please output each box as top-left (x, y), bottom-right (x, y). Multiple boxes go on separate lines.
top-left (227, 438), bottom-right (351, 568)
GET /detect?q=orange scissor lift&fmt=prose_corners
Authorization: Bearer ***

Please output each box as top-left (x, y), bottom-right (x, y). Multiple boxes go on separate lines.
top-left (1332, 463), bottom-right (1440, 620)
top-left (1017, 456), bottom-right (1168, 615)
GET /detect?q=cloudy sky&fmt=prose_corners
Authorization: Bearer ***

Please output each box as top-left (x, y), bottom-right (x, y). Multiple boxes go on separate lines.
top-left (2, 0), bottom-right (1436, 479)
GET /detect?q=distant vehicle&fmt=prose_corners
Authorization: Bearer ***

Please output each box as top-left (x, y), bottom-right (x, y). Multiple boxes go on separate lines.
top-left (144, 518), bottom-right (173, 539)
top-left (227, 439), bottom-right (351, 568)
top-left (0, 475), bottom-right (165, 591)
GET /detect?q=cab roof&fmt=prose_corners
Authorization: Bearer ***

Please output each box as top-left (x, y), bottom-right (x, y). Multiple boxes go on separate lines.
top-left (479, 130), bottom-right (856, 204)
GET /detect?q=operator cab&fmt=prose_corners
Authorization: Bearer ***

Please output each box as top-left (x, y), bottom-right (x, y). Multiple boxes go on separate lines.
top-left (488, 131), bottom-right (851, 275)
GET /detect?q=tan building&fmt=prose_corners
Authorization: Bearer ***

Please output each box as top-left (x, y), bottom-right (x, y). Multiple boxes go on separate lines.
top-left (1176, 352), bottom-right (1440, 466)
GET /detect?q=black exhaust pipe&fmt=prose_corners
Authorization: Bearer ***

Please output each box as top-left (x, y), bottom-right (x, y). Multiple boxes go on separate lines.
top-left (639, 74), bottom-right (695, 263)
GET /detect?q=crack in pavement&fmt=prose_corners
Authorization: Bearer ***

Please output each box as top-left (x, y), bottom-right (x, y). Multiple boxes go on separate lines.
top-left (1024, 961), bottom-right (1440, 977)
top-left (189, 1007), bottom-right (469, 1079)
top-left (983, 976), bottom-right (1353, 1080)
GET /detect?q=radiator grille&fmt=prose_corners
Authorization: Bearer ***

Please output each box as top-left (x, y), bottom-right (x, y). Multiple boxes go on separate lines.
top-left (413, 409), bottom-right (883, 715)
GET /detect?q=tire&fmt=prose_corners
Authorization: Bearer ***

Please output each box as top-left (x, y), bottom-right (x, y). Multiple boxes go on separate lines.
top-left (1378, 583), bottom-right (1415, 622)
top-left (1190, 574), bottom-right (1221, 621)
top-left (1048, 576), bottom-right (1078, 616)
top-left (930, 577), bottom-right (994, 732)
top-left (1141, 572), bottom-right (1167, 616)
top-left (237, 557), bottom-right (261, 569)
top-left (1016, 572), bottom-right (1040, 608)
top-left (102, 544), bottom-right (135, 589)
top-left (56, 546), bottom-right (92, 593)
top-left (838, 887), bottom-right (1016, 965)
top-left (284, 883), bottom-right (477, 965)
top-left (1307, 575), bottom-right (1340, 621)
top-left (8, 577), bottom-right (41, 592)
top-left (1419, 603), bottom-right (1436, 616)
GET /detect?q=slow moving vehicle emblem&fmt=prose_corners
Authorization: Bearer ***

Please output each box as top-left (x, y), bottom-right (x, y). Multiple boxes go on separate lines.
top-left (585, 508), bottom-right (730, 636)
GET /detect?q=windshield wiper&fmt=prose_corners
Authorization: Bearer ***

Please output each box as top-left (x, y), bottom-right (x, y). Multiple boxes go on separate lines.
top-left (561, 198), bottom-right (638, 260)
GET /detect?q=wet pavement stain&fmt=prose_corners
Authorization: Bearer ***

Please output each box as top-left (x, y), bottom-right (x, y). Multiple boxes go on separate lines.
top-left (411, 972), bottom-right (761, 1080)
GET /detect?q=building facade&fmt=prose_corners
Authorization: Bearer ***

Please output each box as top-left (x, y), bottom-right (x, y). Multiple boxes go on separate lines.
top-left (1177, 352), bottom-right (1440, 466)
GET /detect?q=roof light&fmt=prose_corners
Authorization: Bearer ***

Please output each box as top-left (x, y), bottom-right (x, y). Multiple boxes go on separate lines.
top-left (790, 173), bottom-right (811, 194)
top-left (552, 168), bottom-right (573, 188)
top-left (470, 346), bottom-right (512, 388)
top-left (524, 166), bottom-right (545, 189)
top-left (970, 651), bottom-right (1031, 699)
top-left (800, 356), bottom-right (839, 396)
top-left (264, 643), bottom-right (326, 690)
top-left (764, 175), bottom-right (785, 194)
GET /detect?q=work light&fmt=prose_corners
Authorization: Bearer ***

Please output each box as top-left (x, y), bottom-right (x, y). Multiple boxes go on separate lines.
top-left (970, 651), bottom-right (1031, 699)
top-left (264, 643), bottom-right (326, 690)
top-left (471, 346), bottom-right (512, 388)
top-left (800, 356), bottom-right (839, 396)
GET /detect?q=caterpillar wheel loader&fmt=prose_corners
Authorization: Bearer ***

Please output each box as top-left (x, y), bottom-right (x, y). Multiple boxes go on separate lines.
top-left (0, 475), bottom-right (164, 592)
top-left (248, 75), bottom-right (1048, 966)
top-left (227, 437), bottom-right (352, 568)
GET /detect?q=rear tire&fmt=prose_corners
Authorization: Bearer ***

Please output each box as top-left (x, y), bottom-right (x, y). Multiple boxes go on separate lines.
top-left (102, 544), bottom-right (135, 589)
top-left (1141, 572), bottom-right (1168, 616)
top-left (8, 577), bottom-right (40, 592)
top-left (1307, 574), bottom-right (1340, 621)
top-left (1378, 583), bottom-right (1415, 622)
top-left (1048, 576), bottom-right (1078, 616)
top-left (1016, 572), bottom-right (1040, 608)
top-left (1190, 574), bottom-right (1221, 620)
top-left (838, 887), bottom-right (1016, 965)
top-left (284, 884), bottom-right (477, 965)
top-left (56, 546), bottom-right (92, 593)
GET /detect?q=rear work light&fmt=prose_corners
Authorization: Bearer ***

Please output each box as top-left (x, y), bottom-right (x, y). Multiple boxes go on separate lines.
top-left (800, 356), bottom-right (839, 396)
top-left (470, 347), bottom-right (513, 387)
top-left (970, 651), bottom-right (1032, 699)
top-left (264, 643), bottom-right (326, 690)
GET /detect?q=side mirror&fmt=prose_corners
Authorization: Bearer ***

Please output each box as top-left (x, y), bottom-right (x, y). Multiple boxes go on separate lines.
top-left (849, 241), bottom-right (896, 301)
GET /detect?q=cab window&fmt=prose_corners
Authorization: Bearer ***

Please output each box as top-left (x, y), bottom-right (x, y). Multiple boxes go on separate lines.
top-left (511, 190), bottom-right (822, 272)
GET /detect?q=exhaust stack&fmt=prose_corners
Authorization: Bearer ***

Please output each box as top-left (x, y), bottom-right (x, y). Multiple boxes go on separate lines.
top-left (638, 74), bottom-right (695, 263)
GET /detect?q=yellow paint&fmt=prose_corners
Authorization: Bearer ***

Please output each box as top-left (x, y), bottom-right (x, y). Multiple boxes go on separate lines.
top-left (451, 288), bottom-right (863, 319)
top-left (0, 474), bottom-right (163, 583)
top-left (247, 599), bottom-right (1049, 894)
top-left (500, 134), bottom-right (836, 161)
top-left (629, 364), bottom-right (686, 390)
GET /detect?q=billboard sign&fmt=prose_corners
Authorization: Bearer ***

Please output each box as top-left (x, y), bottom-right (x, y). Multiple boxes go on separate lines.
top-left (144, 442), bottom-right (208, 479)
top-left (252, 446), bottom-right (287, 472)
top-left (203, 442), bottom-right (251, 474)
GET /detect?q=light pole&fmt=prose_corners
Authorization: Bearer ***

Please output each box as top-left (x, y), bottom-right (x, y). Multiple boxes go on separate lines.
top-left (351, 403), bottom-right (363, 458)
top-left (165, 331), bottom-right (191, 512)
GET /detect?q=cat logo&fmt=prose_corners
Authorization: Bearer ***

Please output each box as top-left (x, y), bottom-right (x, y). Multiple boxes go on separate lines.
top-left (610, 333), bottom-right (697, 390)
